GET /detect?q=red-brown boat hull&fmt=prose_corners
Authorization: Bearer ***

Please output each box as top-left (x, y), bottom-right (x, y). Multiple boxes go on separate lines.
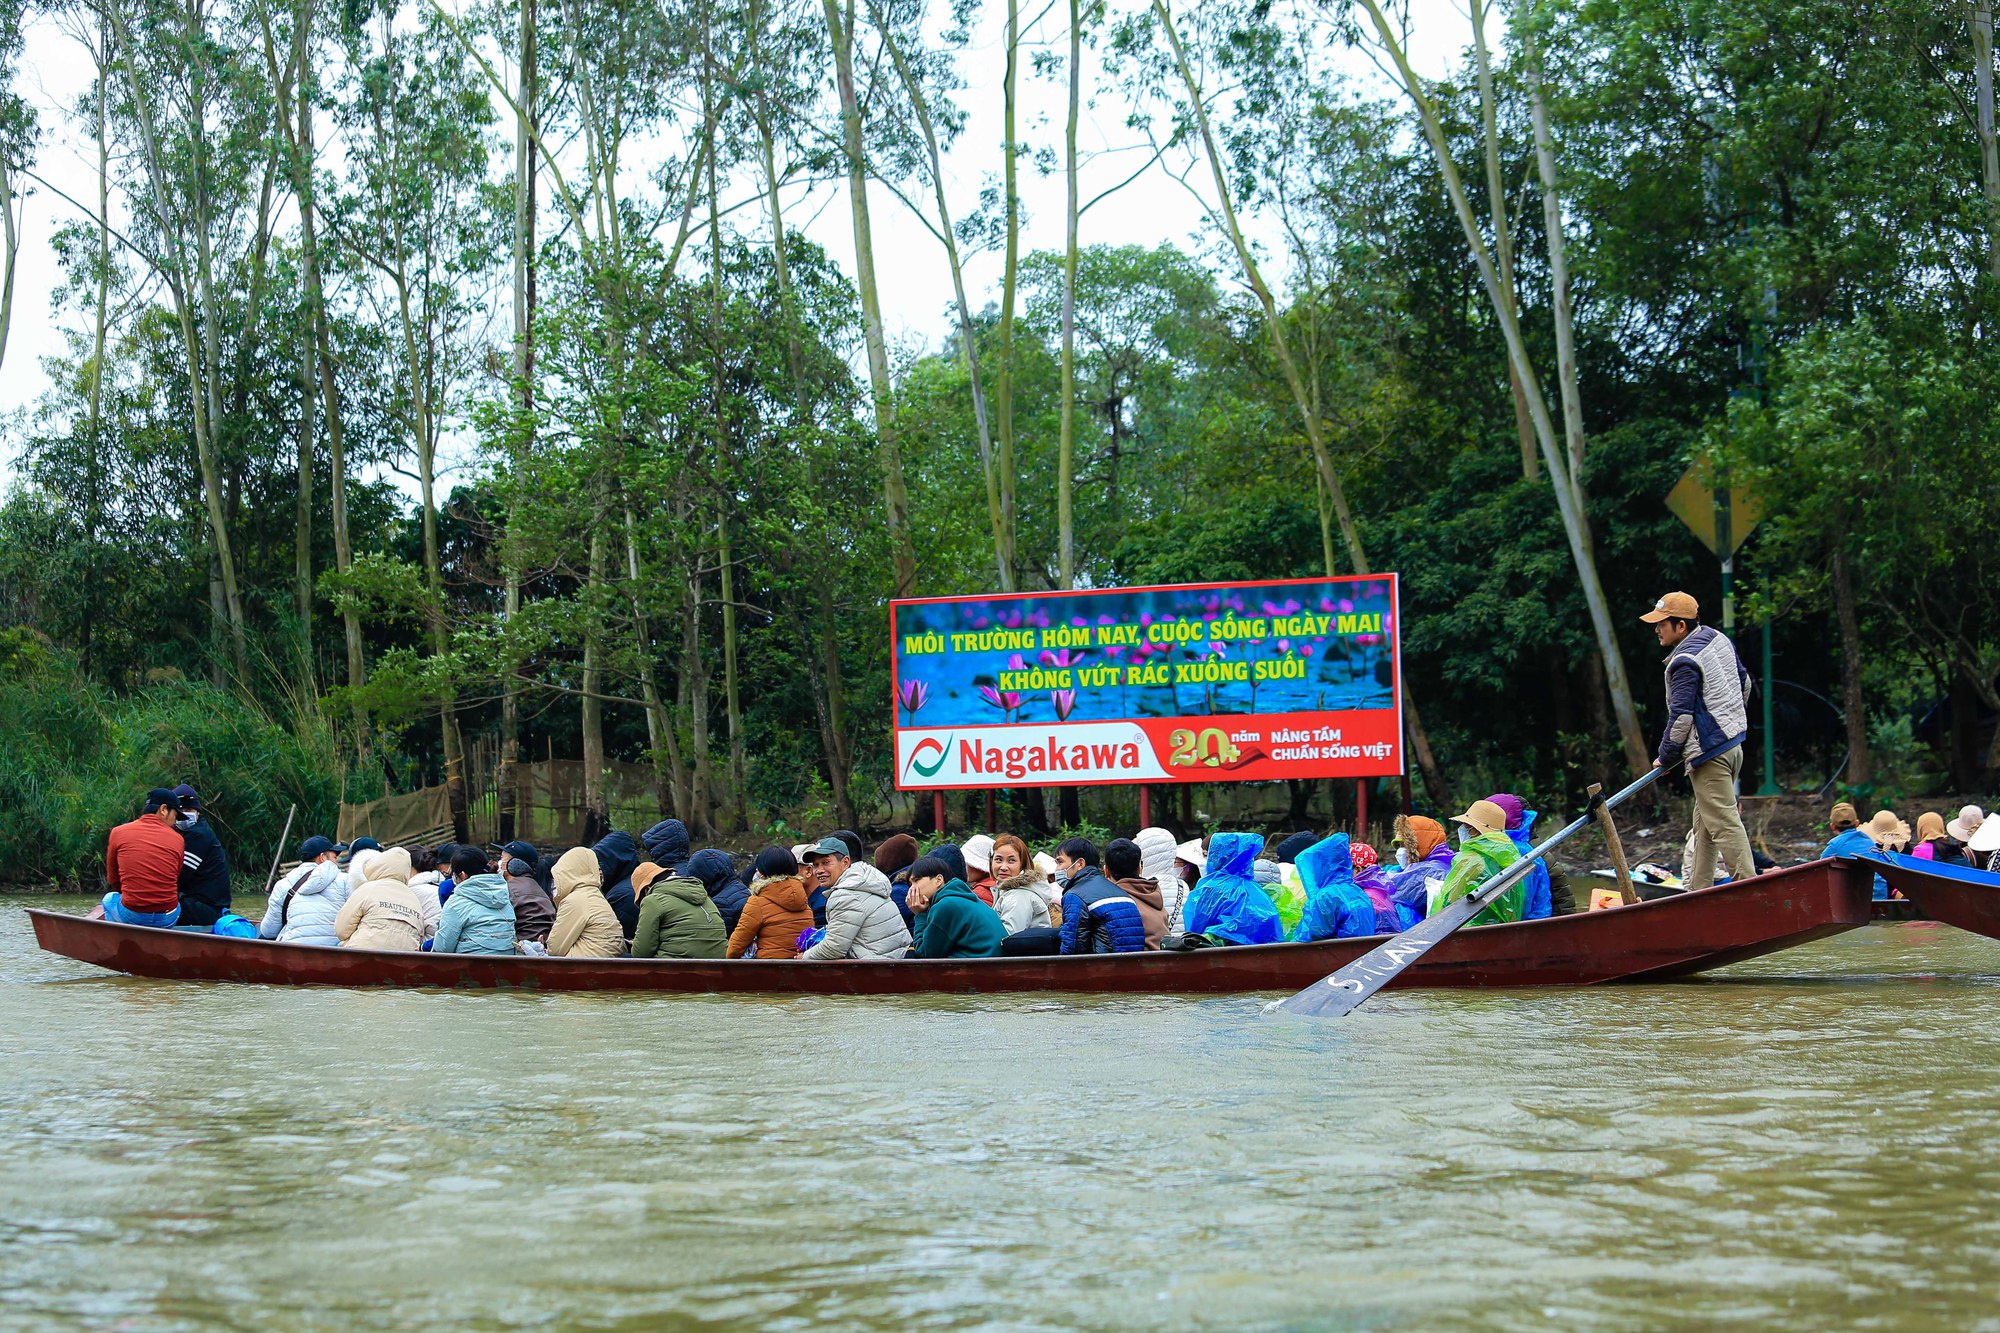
top-left (1871, 852), bottom-right (2000, 939)
top-left (28, 859), bottom-right (1873, 994)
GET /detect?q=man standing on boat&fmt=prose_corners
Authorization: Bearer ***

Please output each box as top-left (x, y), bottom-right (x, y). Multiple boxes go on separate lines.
top-left (1642, 591), bottom-right (1756, 890)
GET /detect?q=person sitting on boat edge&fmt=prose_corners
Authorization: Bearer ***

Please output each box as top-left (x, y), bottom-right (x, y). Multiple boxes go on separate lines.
top-left (169, 785), bottom-right (232, 932)
top-left (1385, 815), bottom-right (1451, 929)
top-left (591, 830), bottom-right (645, 940)
top-left (1291, 833), bottom-right (1374, 941)
top-left (989, 833), bottom-right (1053, 934)
top-left (1181, 832), bottom-right (1283, 946)
top-left (1820, 802), bottom-right (1888, 898)
top-left (335, 847), bottom-right (427, 951)
top-left (683, 848), bottom-right (749, 935)
top-left (1431, 801), bottom-right (1525, 926)
top-left (548, 846), bottom-right (627, 957)
top-left (260, 835), bottom-right (347, 946)
top-left (631, 859), bottom-right (729, 959)
top-left (1347, 841), bottom-right (1400, 934)
top-left (433, 846), bottom-right (517, 955)
top-left (1104, 838), bottom-right (1168, 949)
top-left (501, 841), bottom-right (556, 945)
top-left (101, 789), bottom-right (187, 928)
top-left (801, 837), bottom-right (911, 960)
top-left (727, 846), bottom-right (817, 959)
top-left (907, 856), bottom-right (1008, 958)
top-left (959, 834), bottom-right (999, 906)
top-left (1054, 837), bottom-right (1147, 954)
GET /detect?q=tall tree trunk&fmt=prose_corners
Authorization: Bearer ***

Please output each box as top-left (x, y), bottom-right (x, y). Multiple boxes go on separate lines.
top-left (1057, 0), bottom-right (1082, 587)
top-left (295, 306), bottom-right (315, 639)
top-left (1830, 545), bottom-right (1871, 787)
top-left (1154, 0), bottom-right (1450, 805)
top-left (996, 0), bottom-right (1022, 584)
top-left (819, 582), bottom-right (857, 829)
top-left (1974, 1), bottom-right (2000, 280)
top-left (821, 0), bottom-right (915, 593)
top-left (1357, 0), bottom-right (1648, 773)
top-left (1471, 0), bottom-right (1539, 483)
top-left (500, 0), bottom-right (537, 841)
top-left (1524, 26), bottom-right (1590, 502)
top-left (865, 0), bottom-right (1010, 588)
top-left (84, 17), bottom-right (110, 678)
top-left (684, 556), bottom-right (714, 835)
top-left (582, 519), bottom-right (610, 829)
top-left (625, 509), bottom-right (673, 815)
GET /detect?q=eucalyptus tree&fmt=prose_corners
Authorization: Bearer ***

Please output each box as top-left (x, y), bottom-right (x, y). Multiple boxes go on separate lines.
top-left (0, 0), bottom-right (35, 374)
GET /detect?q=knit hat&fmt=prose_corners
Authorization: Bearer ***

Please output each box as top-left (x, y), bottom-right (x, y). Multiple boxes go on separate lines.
top-left (874, 833), bottom-right (921, 877)
top-left (1915, 812), bottom-right (1947, 845)
top-left (1948, 805), bottom-right (1986, 843)
top-left (1350, 842), bottom-right (1380, 874)
top-left (961, 834), bottom-right (995, 875)
top-left (1452, 800), bottom-right (1509, 838)
top-left (1484, 793), bottom-right (1527, 831)
top-left (927, 843), bottom-right (968, 883)
top-left (1271, 830), bottom-right (1318, 865)
top-left (1828, 802), bottom-right (1860, 830)
top-left (754, 845), bottom-right (799, 880)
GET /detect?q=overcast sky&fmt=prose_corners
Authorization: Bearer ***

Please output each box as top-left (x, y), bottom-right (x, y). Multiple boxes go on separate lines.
top-left (0, 0), bottom-right (1474, 491)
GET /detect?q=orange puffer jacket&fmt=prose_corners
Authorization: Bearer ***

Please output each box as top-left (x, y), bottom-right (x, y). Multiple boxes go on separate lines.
top-left (725, 875), bottom-right (816, 959)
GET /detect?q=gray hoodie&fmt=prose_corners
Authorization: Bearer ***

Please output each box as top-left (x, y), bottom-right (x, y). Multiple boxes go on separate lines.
top-left (801, 861), bottom-right (911, 960)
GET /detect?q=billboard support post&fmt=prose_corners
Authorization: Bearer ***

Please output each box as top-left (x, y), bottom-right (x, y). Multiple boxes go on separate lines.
top-left (1138, 786), bottom-right (1152, 829)
top-left (1356, 780), bottom-right (1368, 839)
top-left (933, 792), bottom-right (946, 837)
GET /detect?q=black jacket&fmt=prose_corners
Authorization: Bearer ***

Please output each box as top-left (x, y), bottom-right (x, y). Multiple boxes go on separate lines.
top-left (592, 831), bottom-right (643, 939)
top-left (175, 816), bottom-right (232, 928)
top-left (641, 819), bottom-right (690, 870)
top-left (684, 849), bottom-right (748, 933)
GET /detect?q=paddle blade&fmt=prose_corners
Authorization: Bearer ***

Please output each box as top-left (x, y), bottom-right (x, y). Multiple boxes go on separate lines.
top-left (1263, 883), bottom-right (1496, 1018)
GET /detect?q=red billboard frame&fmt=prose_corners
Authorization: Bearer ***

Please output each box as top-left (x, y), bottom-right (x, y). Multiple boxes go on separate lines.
top-left (888, 574), bottom-right (1403, 793)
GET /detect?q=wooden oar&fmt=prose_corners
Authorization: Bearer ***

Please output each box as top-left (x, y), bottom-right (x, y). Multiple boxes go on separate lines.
top-left (1589, 781), bottom-right (1639, 906)
top-left (261, 803), bottom-right (298, 900)
top-left (1265, 766), bottom-right (1666, 1018)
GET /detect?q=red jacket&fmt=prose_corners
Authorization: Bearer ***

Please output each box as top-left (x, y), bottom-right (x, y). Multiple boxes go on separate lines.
top-left (106, 816), bottom-right (183, 913)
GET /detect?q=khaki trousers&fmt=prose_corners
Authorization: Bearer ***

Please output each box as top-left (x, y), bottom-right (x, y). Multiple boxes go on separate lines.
top-left (1687, 745), bottom-right (1755, 891)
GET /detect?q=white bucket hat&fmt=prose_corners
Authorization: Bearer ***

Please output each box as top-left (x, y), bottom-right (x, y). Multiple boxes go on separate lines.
top-left (1948, 805), bottom-right (1986, 843)
top-left (961, 833), bottom-right (995, 875)
top-left (1175, 837), bottom-right (1207, 873)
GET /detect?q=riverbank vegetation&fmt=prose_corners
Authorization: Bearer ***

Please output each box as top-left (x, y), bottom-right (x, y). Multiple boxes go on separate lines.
top-left (0, 0), bottom-right (1994, 879)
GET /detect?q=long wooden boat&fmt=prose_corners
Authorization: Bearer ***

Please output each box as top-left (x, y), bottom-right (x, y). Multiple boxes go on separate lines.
top-left (28, 859), bottom-right (1872, 994)
top-left (1869, 851), bottom-right (2000, 939)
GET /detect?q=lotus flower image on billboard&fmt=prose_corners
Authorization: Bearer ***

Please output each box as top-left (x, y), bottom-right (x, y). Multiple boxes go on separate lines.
top-left (890, 575), bottom-right (1402, 790)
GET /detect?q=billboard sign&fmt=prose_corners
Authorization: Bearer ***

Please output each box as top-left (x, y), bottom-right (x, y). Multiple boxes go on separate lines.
top-left (890, 575), bottom-right (1402, 791)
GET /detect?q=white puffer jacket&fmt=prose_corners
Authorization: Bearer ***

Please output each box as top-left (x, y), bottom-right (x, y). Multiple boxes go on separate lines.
top-left (802, 861), bottom-right (911, 960)
top-left (259, 861), bottom-right (348, 947)
top-left (991, 868), bottom-right (1054, 935)
top-left (1135, 826), bottom-right (1189, 932)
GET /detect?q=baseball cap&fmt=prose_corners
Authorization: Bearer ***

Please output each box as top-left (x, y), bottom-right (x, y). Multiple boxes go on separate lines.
top-left (1639, 592), bottom-right (1700, 624)
top-left (172, 783), bottom-right (202, 810)
top-left (298, 835), bottom-right (336, 860)
top-left (143, 787), bottom-right (180, 813)
top-left (500, 840), bottom-right (538, 865)
top-left (1828, 802), bottom-right (1859, 829)
top-left (1451, 799), bottom-right (1510, 837)
top-left (802, 836), bottom-right (851, 861)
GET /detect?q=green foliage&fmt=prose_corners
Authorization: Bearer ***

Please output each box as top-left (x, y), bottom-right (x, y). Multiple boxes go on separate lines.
top-left (0, 642), bottom-right (339, 886)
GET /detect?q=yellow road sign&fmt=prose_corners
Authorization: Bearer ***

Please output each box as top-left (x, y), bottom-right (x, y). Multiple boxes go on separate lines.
top-left (1665, 464), bottom-right (1762, 558)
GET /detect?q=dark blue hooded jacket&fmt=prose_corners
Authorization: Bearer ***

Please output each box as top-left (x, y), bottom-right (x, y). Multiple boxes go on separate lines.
top-left (592, 831), bottom-right (642, 939)
top-left (642, 819), bottom-right (691, 871)
top-left (1059, 865), bottom-right (1146, 954)
top-left (684, 848), bottom-right (748, 932)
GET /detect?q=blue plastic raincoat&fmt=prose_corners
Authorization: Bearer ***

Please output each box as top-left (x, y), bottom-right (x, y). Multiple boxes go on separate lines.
top-left (1508, 809), bottom-right (1553, 920)
top-left (1182, 832), bottom-right (1283, 945)
top-left (1292, 833), bottom-right (1378, 942)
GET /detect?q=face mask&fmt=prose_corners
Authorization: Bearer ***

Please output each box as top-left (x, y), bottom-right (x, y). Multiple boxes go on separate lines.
top-left (1395, 847), bottom-right (1411, 869)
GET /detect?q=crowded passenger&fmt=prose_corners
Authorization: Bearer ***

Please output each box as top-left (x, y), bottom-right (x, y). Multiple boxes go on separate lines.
top-left (592, 829), bottom-right (645, 939)
top-left (501, 841), bottom-right (556, 944)
top-left (800, 837), bottom-right (910, 960)
top-left (1293, 832), bottom-right (1375, 941)
top-left (684, 848), bottom-right (748, 934)
top-left (102, 789), bottom-right (187, 927)
top-left (1485, 793), bottom-right (1552, 921)
top-left (548, 846), bottom-right (626, 958)
top-left (1431, 800), bottom-right (1525, 925)
top-left (988, 833), bottom-right (1053, 934)
top-left (1133, 826), bottom-right (1186, 931)
top-left (406, 845), bottom-right (445, 939)
top-left (1055, 837), bottom-right (1149, 954)
top-left (727, 847), bottom-right (817, 959)
top-left (631, 859), bottom-right (729, 959)
top-left (1182, 832), bottom-right (1283, 945)
top-left (907, 856), bottom-right (1008, 958)
top-left (1103, 837), bottom-right (1168, 949)
top-left (434, 846), bottom-right (518, 955)
top-left (1821, 801), bottom-right (1889, 898)
top-left (260, 835), bottom-right (348, 946)
top-left (170, 785), bottom-right (232, 931)
top-left (959, 834), bottom-right (998, 904)
top-left (1347, 842), bottom-right (1399, 934)
top-left (1385, 814), bottom-right (1452, 928)
top-left (335, 847), bottom-right (426, 951)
